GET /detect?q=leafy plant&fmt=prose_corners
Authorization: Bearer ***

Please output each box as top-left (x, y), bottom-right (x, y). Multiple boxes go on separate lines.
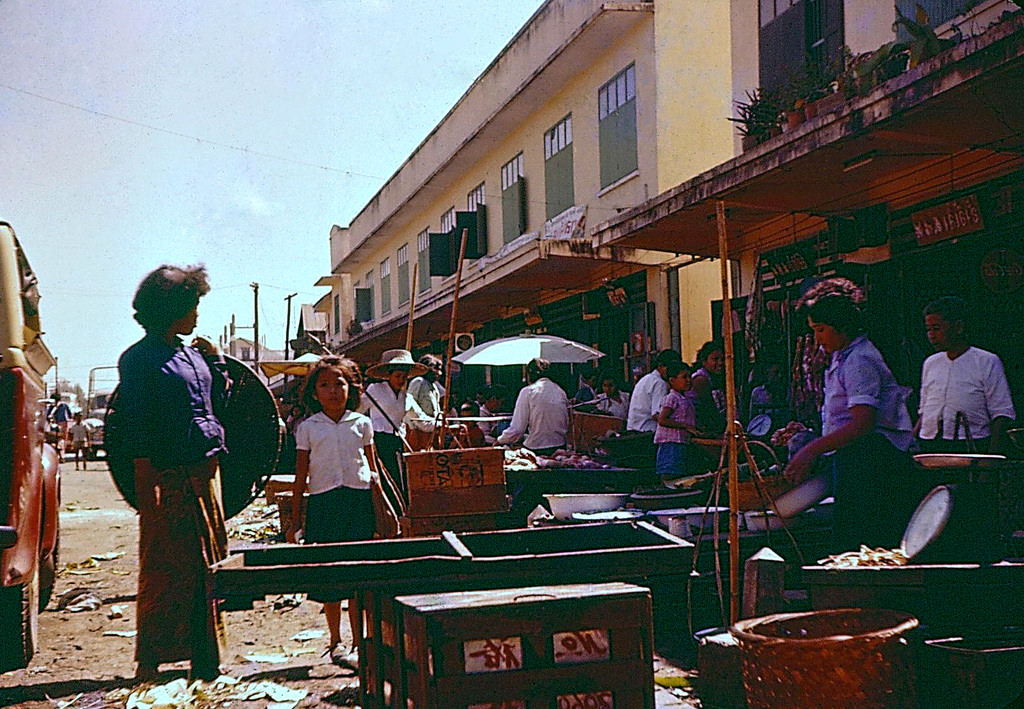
top-left (728, 88), bottom-right (780, 141)
top-left (893, 4), bottom-right (956, 68)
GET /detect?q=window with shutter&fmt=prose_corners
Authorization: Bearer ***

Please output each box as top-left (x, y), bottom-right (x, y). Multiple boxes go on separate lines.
top-left (544, 114), bottom-right (574, 219)
top-left (355, 287), bottom-right (372, 323)
top-left (379, 258), bottom-right (391, 315)
top-left (598, 66), bottom-right (637, 188)
top-left (501, 153), bottom-right (526, 243)
top-left (417, 230), bottom-right (430, 293)
top-left (397, 244), bottom-right (410, 305)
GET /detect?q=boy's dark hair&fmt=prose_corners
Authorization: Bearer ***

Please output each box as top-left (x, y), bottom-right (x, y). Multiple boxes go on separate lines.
top-left (598, 372), bottom-right (622, 389)
top-left (796, 277), bottom-right (865, 336)
top-left (923, 296), bottom-right (968, 328)
top-left (694, 340), bottom-right (723, 366)
top-left (526, 358), bottom-right (550, 382)
top-left (301, 355), bottom-right (362, 413)
top-left (460, 400), bottom-right (481, 416)
top-left (132, 264), bottom-right (211, 334)
top-left (482, 384), bottom-right (507, 403)
top-left (664, 361), bottom-right (691, 379)
top-left (654, 349), bottom-right (683, 368)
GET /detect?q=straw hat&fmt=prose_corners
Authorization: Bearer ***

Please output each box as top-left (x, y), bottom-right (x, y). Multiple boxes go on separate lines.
top-left (366, 348), bottom-right (429, 379)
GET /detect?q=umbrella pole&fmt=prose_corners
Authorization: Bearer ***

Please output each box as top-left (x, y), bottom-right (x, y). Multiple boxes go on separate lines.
top-left (439, 228), bottom-right (469, 449)
top-left (716, 200), bottom-right (741, 625)
top-left (406, 262), bottom-right (419, 351)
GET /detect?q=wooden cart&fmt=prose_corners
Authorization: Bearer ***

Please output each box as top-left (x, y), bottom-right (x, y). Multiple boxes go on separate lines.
top-left (210, 521), bottom-right (692, 709)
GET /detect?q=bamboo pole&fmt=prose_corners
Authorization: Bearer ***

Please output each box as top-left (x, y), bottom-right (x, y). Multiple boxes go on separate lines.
top-left (405, 262), bottom-right (419, 351)
top-left (439, 228), bottom-right (469, 448)
top-left (716, 200), bottom-right (741, 624)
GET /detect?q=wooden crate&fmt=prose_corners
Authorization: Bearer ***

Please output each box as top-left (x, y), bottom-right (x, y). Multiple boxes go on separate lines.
top-left (403, 447), bottom-right (507, 517)
top-left (397, 583), bottom-right (654, 709)
top-left (273, 490), bottom-right (307, 533)
top-left (571, 411), bottom-right (625, 454)
top-left (264, 474), bottom-right (295, 505)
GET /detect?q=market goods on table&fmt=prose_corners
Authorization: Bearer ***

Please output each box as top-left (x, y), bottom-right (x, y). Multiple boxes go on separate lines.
top-left (817, 545), bottom-right (909, 568)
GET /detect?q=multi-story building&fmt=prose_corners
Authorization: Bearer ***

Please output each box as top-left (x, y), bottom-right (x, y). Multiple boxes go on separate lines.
top-left (593, 0), bottom-right (1024, 411)
top-left (317, 0), bottom-right (748, 386)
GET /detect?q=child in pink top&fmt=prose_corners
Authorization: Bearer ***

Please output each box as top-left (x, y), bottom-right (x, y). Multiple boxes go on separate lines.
top-left (654, 363), bottom-right (699, 477)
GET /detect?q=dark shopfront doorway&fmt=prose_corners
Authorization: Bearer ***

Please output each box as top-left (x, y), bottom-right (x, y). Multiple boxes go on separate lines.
top-left (887, 228), bottom-right (1024, 423)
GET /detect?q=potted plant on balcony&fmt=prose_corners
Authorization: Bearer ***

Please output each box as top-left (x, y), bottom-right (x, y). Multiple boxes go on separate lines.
top-left (729, 88), bottom-right (780, 151)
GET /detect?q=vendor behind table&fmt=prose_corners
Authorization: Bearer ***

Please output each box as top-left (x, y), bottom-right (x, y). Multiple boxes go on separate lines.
top-left (916, 295), bottom-right (1016, 455)
top-left (496, 358), bottom-right (569, 456)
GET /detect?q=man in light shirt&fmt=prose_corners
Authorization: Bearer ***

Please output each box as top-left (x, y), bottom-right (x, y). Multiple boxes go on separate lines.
top-left (626, 349), bottom-right (682, 433)
top-left (918, 296), bottom-right (1015, 454)
top-left (496, 358), bottom-right (569, 455)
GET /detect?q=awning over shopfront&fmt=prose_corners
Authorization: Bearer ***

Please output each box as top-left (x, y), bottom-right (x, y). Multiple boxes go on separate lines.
top-left (592, 16), bottom-right (1024, 258)
top-left (340, 236), bottom-right (666, 363)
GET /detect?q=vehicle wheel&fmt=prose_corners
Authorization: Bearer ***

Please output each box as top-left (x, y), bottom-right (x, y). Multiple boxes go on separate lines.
top-left (0, 559), bottom-right (39, 672)
top-left (39, 530), bottom-right (59, 611)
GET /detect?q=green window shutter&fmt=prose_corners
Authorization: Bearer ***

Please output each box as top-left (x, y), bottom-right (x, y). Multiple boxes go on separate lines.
top-left (381, 275), bottom-right (391, 314)
top-left (429, 232), bottom-right (456, 276)
top-left (355, 288), bottom-right (372, 322)
top-left (398, 261), bottom-right (410, 304)
top-left (599, 98), bottom-right (637, 188)
top-left (502, 180), bottom-right (521, 244)
top-left (544, 147), bottom-right (574, 220)
top-left (453, 207), bottom-right (487, 260)
top-left (418, 247), bottom-right (430, 292)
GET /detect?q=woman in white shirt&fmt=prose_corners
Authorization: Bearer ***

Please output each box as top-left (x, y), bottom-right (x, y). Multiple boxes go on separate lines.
top-left (594, 373), bottom-right (630, 419)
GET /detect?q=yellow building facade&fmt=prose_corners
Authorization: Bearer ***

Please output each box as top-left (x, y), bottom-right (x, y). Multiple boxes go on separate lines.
top-left (322, 0), bottom-right (748, 374)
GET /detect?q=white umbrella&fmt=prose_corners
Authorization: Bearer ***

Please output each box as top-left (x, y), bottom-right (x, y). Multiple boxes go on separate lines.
top-left (452, 334), bottom-right (604, 366)
top-left (257, 352), bottom-right (321, 378)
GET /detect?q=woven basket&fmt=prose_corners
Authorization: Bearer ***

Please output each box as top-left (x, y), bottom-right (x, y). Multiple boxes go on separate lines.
top-left (730, 608), bottom-right (919, 709)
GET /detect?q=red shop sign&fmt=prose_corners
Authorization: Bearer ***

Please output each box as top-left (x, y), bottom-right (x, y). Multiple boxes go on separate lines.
top-left (912, 195), bottom-right (984, 246)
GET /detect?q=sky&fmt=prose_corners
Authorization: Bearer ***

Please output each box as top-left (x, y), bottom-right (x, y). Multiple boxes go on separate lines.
top-left (1, 0), bottom-right (542, 391)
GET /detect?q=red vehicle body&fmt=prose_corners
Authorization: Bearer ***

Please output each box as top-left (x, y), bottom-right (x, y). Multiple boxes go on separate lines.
top-left (0, 222), bottom-right (60, 672)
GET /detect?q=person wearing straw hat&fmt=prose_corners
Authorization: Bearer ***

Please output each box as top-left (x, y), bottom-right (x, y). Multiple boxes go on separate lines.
top-left (360, 349), bottom-right (435, 491)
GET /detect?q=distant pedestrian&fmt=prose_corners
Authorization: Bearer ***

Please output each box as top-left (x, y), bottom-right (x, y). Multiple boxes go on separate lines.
top-left (68, 413), bottom-right (92, 470)
top-left (288, 355), bottom-right (376, 669)
top-left (49, 393), bottom-right (72, 460)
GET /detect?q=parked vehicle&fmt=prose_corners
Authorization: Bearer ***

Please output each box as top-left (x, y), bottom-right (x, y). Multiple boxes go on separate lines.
top-left (0, 222), bottom-right (60, 673)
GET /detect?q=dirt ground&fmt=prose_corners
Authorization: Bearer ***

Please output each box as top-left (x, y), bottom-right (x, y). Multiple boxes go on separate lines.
top-left (0, 461), bottom-right (362, 708)
top-left (0, 462), bottom-right (699, 709)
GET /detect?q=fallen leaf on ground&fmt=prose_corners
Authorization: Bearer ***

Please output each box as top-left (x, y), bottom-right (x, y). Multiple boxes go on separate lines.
top-left (290, 628), bottom-right (325, 642)
top-left (243, 652), bottom-right (290, 664)
top-left (91, 551), bottom-right (125, 561)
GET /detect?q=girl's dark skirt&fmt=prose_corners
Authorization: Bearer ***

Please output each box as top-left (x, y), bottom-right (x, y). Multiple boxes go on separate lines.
top-left (304, 484), bottom-right (374, 602)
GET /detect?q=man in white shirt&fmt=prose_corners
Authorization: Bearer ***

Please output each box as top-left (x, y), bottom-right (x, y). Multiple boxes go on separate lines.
top-left (496, 359), bottom-right (569, 455)
top-left (626, 349), bottom-right (682, 433)
top-left (918, 296), bottom-right (1015, 454)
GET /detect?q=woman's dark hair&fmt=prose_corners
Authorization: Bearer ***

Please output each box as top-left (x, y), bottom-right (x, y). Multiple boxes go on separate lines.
top-left (418, 353), bottom-right (443, 371)
top-left (132, 264), bottom-right (210, 334)
top-left (923, 296), bottom-right (968, 327)
top-left (301, 355), bottom-right (362, 413)
top-left (795, 277), bottom-right (866, 336)
top-left (460, 400), bottom-right (481, 416)
top-left (598, 372), bottom-right (622, 391)
top-left (695, 340), bottom-right (723, 367)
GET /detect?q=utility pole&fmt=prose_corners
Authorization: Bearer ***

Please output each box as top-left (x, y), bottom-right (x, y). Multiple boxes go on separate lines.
top-left (53, 356), bottom-right (59, 395)
top-left (251, 282), bottom-right (260, 369)
top-left (284, 292), bottom-right (298, 360)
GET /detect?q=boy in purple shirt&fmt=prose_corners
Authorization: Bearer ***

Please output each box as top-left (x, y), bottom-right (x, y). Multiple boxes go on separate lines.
top-left (654, 363), bottom-right (699, 477)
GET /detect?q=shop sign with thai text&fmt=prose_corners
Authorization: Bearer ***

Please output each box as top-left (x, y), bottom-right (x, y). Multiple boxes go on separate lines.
top-left (912, 195), bottom-right (984, 246)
